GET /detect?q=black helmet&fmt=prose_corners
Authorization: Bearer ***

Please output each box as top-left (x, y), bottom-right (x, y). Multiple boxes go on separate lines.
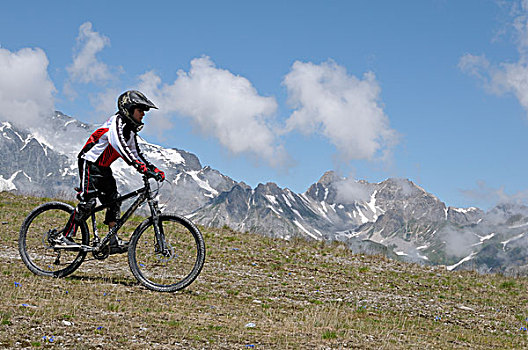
top-left (117, 90), bottom-right (158, 131)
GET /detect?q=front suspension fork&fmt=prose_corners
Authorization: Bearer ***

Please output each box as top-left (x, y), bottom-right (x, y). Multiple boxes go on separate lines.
top-left (148, 199), bottom-right (168, 255)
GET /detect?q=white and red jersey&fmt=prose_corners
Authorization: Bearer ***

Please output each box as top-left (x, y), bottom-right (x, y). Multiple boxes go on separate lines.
top-left (78, 114), bottom-right (152, 170)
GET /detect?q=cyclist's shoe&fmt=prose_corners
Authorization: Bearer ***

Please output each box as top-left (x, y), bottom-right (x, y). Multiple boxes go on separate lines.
top-left (54, 234), bottom-right (80, 249)
top-left (109, 235), bottom-right (129, 255)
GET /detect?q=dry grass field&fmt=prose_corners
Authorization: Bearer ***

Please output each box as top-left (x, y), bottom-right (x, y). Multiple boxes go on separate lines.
top-left (1, 191), bottom-right (528, 349)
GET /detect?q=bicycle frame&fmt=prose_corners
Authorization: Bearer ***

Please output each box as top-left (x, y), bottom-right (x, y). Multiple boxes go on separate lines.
top-left (77, 176), bottom-right (167, 254)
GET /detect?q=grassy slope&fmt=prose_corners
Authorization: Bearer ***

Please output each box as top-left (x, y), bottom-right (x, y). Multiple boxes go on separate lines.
top-left (1, 191), bottom-right (528, 349)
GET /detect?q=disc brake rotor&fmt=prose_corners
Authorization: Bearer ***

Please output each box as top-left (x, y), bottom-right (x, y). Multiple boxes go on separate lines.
top-left (155, 242), bottom-right (174, 263)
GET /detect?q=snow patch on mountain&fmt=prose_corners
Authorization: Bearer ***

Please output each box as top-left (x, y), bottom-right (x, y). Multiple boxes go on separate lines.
top-left (447, 252), bottom-right (478, 271)
top-left (0, 173), bottom-right (17, 191)
top-left (501, 232), bottom-right (526, 250)
top-left (293, 220), bottom-right (319, 240)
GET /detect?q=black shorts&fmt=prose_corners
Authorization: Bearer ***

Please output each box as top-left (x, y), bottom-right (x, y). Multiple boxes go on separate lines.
top-left (78, 159), bottom-right (120, 224)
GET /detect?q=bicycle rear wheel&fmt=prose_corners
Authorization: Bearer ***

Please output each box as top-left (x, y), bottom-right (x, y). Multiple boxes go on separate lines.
top-left (18, 202), bottom-right (89, 278)
top-left (128, 215), bottom-right (205, 292)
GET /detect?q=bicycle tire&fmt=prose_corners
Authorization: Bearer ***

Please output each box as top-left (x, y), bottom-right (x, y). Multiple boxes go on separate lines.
top-left (18, 202), bottom-right (89, 278)
top-left (128, 214), bottom-right (205, 292)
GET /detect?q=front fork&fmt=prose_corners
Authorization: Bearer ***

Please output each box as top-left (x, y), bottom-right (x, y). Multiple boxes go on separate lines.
top-left (148, 198), bottom-right (168, 255)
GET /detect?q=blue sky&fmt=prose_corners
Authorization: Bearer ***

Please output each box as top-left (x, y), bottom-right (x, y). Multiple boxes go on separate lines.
top-left (1, 0), bottom-right (528, 209)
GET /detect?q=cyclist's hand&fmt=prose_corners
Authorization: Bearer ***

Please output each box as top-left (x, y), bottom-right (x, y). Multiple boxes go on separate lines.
top-left (134, 160), bottom-right (149, 174)
top-left (146, 169), bottom-right (165, 182)
top-left (153, 168), bottom-right (165, 182)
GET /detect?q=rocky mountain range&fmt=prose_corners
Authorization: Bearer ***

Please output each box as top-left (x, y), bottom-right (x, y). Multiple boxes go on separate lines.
top-left (2, 112), bottom-right (528, 275)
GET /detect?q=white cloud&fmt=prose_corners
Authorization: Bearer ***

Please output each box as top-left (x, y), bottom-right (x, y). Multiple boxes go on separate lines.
top-left (461, 180), bottom-right (528, 209)
top-left (512, 0), bottom-right (528, 55)
top-left (458, 54), bottom-right (490, 83)
top-left (333, 177), bottom-right (373, 204)
top-left (90, 87), bottom-right (121, 120)
top-left (459, 52), bottom-right (528, 111)
top-left (66, 22), bottom-right (112, 85)
top-left (136, 71), bottom-right (175, 135)
top-left (440, 226), bottom-right (479, 258)
top-left (460, 0), bottom-right (528, 116)
top-left (136, 56), bottom-right (289, 167)
top-left (0, 47), bottom-right (56, 129)
top-left (283, 60), bottom-right (399, 162)
top-left (492, 62), bottom-right (528, 110)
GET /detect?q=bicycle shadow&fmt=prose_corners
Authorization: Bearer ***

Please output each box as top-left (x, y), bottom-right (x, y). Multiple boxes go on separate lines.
top-left (66, 274), bottom-right (139, 287)
top-left (65, 274), bottom-right (196, 294)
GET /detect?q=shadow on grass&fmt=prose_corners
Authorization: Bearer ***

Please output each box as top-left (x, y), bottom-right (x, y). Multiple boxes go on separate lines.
top-left (66, 274), bottom-right (139, 287)
top-left (64, 274), bottom-right (197, 295)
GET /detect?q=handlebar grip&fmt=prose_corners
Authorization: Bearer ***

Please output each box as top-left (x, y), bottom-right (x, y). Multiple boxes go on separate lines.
top-left (145, 170), bottom-right (163, 182)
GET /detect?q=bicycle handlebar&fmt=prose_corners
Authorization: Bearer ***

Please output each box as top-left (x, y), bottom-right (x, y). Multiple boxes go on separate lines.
top-left (143, 170), bottom-right (164, 182)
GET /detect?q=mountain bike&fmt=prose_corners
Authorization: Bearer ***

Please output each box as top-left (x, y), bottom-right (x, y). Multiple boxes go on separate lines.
top-left (18, 175), bottom-right (205, 292)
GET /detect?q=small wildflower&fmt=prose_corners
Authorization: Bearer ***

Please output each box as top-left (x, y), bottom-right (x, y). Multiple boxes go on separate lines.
top-left (14, 282), bottom-right (20, 287)
top-left (139, 263), bottom-right (146, 267)
top-left (42, 335), bottom-right (54, 343)
top-left (97, 326), bottom-right (103, 331)
top-left (21, 303), bottom-right (29, 307)
top-left (103, 292), bottom-right (107, 296)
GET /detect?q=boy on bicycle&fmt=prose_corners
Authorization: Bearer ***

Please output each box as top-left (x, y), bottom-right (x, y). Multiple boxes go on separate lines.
top-left (57, 90), bottom-right (165, 254)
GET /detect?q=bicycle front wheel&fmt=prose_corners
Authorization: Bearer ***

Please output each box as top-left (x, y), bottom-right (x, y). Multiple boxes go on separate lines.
top-left (128, 215), bottom-right (205, 292)
top-left (18, 202), bottom-right (89, 278)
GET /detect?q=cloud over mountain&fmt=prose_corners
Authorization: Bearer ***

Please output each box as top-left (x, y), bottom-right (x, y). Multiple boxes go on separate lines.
top-left (138, 56), bottom-right (288, 168)
top-left (0, 47), bottom-right (55, 129)
top-left (283, 60), bottom-right (399, 162)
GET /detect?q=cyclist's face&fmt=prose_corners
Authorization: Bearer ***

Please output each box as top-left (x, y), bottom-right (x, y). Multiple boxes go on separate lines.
top-left (132, 108), bottom-right (145, 124)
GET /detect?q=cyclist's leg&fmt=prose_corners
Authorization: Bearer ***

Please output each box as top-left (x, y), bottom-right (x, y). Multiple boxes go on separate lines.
top-left (97, 167), bottom-right (120, 228)
top-left (69, 160), bottom-right (97, 236)
top-left (62, 160), bottom-right (96, 239)
top-left (97, 168), bottom-right (127, 254)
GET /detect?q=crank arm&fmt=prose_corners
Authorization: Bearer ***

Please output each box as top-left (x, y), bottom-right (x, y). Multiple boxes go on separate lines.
top-left (80, 245), bottom-right (96, 252)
